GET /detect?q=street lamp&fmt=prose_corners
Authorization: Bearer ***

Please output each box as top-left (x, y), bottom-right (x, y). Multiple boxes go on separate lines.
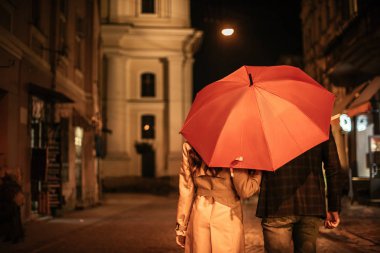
top-left (221, 28), bottom-right (234, 36)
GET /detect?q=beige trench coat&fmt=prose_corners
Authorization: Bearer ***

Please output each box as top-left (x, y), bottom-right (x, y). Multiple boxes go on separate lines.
top-left (176, 142), bottom-right (261, 253)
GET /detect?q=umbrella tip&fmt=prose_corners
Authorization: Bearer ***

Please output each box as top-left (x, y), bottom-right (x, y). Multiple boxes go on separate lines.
top-left (248, 74), bottom-right (253, 86)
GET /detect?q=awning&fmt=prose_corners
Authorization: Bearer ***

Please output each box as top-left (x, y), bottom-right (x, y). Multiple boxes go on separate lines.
top-left (72, 109), bottom-right (93, 130)
top-left (28, 83), bottom-right (74, 103)
top-left (332, 76), bottom-right (380, 123)
top-left (349, 77), bottom-right (380, 109)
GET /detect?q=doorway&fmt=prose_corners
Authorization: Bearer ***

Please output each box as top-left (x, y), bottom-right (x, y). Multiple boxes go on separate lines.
top-left (139, 114), bottom-right (156, 177)
top-left (30, 96), bottom-right (49, 214)
top-left (74, 127), bottom-right (84, 205)
top-left (142, 145), bottom-right (155, 178)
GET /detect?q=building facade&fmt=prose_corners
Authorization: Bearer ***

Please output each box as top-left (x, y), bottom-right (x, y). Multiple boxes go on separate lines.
top-left (300, 0), bottom-right (380, 200)
top-left (0, 0), bottom-right (102, 219)
top-left (100, 0), bottom-right (202, 184)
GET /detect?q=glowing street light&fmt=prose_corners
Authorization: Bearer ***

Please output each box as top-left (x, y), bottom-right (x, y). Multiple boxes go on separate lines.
top-left (221, 28), bottom-right (234, 36)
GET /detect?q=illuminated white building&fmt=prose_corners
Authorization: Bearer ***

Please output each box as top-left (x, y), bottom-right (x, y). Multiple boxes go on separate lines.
top-left (100, 0), bottom-right (202, 181)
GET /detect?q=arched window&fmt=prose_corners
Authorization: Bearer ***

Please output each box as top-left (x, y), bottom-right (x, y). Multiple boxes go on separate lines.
top-left (141, 115), bottom-right (155, 139)
top-left (141, 0), bottom-right (155, 14)
top-left (141, 72), bottom-right (155, 97)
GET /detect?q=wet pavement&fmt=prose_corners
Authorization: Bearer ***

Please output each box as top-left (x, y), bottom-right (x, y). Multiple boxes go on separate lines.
top-left (0, 193), bottom-right (379, 253)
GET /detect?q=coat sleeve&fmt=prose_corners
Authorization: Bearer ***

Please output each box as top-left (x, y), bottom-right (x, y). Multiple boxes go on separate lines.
top-left (176, 142), bottom-right (195, 236)
top-left (322, 130), bottom-right (343, 212)
top-left (232, 169), bottom-right (262, 199)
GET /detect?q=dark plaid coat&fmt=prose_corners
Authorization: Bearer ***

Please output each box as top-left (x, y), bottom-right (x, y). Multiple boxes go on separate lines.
top-left (256, 133), bottom-right (343, 218)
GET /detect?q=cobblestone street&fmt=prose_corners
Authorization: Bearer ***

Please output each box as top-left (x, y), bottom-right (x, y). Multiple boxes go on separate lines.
top-left (1, 193), bottom-right (379, 253)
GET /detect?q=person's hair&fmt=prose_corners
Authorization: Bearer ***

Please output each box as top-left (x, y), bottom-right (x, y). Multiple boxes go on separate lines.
top-left (188, 148), bottom-right (202, 168)
top-left (188, 147), bottom-right (221, 176)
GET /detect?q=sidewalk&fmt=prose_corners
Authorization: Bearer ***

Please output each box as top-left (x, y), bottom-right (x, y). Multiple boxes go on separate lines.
top-left (317, 197), bottom-right (380, 252)
top-left (0, 194), bottom-right (168, 253)
top-left (0, 194), bottom-right (379, 253)
top-left (243, 196), bottom-right (380, 253)
top-left (244, 197), bottom-right (380, 253)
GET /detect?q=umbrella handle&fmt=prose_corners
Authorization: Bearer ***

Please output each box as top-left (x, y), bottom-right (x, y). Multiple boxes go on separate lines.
top-left (230, 168), bottom-right (234, 178)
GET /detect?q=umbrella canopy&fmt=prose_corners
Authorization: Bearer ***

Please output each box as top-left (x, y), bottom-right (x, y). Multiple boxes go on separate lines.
top-left (180, 65), bottom-right (335, 171)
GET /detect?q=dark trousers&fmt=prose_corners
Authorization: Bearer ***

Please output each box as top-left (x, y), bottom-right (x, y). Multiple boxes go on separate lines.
top-left (261, 216), bottom-right (321, 253)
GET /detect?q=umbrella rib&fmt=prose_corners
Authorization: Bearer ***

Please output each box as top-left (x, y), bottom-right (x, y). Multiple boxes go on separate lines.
top-left (249, 88), bottom-right (274, 169)
top-left (255, 88), bottom-right (304, 166)
top-left (246, 68), bottom-right (324, 156)
top-left (181, 86), bottom-right (244, 130)
top-left (254, 87), bottom-right (321, 157)
top-left (205, 121), bottom-right (231, 168)
top-left (207, 95), bottom-right (245, 167)
top-left (253, 82), bottom-right (332, 132)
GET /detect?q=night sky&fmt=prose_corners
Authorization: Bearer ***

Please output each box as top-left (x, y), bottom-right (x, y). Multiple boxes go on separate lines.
top-left (190, 0), bottom-right (302, 94)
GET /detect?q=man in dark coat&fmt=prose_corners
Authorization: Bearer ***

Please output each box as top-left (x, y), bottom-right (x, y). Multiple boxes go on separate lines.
top-left (256, 131), bottom-right (343, 253)
top-left (0, 167), bottom-right (24, 243)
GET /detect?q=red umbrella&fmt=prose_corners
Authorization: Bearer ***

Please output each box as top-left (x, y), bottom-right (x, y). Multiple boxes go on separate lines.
top-left (180, 65), bottom-right (335, 171)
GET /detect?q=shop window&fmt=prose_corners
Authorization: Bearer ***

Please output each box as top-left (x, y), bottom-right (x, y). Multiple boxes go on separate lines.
top-left (141, 115), bottom-right (155, 139)
top-left (30, 96), bottom-right (47, 148)
top-left (141, 72), bottom-right (155, 97)
top-left (141, 0), bottom-right (155, 14)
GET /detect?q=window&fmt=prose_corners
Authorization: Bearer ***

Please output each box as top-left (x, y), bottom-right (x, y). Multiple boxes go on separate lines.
top-left (141, 0), bottom-right (155, 14)
top-left (325, 0), bottom-right (330, 25)
top-left (0, 2), bottom-right (13, 32)
top-left (343, 0), bottom-right (358, 20)
top-left (318, 15), bottom-right (323, 34)
top-left (58, 0), bottom-right (68, 56)
top-left (342, 1), bottom-right (349, 19)
top-left (32, 0), bottom-right (40, 28)
top-left (75, 17), bottom-right (85, 70)
top-left (74, 39), bottom-right (81, 69)
top-left (60, 0), bottom-right (68, 15)
top-left (141, 115), bottom-right (155, 139)
top-left (349, 0), bottom-right (358, 16)
top-left (30, 96), bottom-right (47, 148)
top-left (141, 73), bottom-right (155, 97)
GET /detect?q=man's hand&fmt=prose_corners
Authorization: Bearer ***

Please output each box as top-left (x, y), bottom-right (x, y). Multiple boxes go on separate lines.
top-left (176, 235), bottom-right (186, 248)
top-left (324, 211), bottom-right (340, 229)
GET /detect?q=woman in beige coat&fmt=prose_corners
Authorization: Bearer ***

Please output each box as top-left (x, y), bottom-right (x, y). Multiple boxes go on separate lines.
top-left (176, 142), bottom-right (262, 253)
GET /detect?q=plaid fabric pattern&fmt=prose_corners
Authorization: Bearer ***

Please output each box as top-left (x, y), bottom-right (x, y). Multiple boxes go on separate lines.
top-left (256, 132), bottom-right (343, 218)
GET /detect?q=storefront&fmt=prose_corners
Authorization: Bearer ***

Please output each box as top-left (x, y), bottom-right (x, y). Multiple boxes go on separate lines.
top-left (332, 77), bottom-right (380, 203)
top-left (29, 83), bottom-right (74, 216)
